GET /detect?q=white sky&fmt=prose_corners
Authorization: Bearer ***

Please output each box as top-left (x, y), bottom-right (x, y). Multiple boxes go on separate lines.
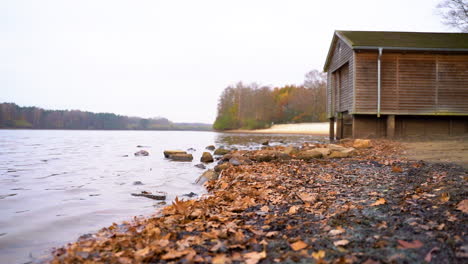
top-left (0, 0), bottom-right (453, 123)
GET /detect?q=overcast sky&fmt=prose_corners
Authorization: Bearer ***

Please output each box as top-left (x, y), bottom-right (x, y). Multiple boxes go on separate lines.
top-left (0, 0), bottom-right (453, 123)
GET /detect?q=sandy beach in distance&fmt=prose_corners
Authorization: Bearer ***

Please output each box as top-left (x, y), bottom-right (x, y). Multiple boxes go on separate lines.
top-left (226, 122), bottom-right (330, 135)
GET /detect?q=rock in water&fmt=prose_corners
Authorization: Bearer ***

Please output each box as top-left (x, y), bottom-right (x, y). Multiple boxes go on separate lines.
top-left (214, 162), bottom-right (230, 172)
top-left (163, 150), bottom-right (187, 158)
top-left (133, 181), bottom-right (144, 185)
top-left (205, 145), bottom-right (216, 151)
top-left (131, 191), bottom-right (166, 200)
top-left (168, 153), bottom-right (193, 161)
top-left (353, 139), bottom-right (371, 149)
top-left (200, 152), bottom-right (214, 163)
top-left (262, 140), bottom-right (269, 146)
top-left (214, 148), bottom-right (230, 156)
top-left (194, 163), bottom-right (206, 169)
top-left (195, 169), bottom-right (219, 185)
top-left (134, 150), bottom-right (149, 156)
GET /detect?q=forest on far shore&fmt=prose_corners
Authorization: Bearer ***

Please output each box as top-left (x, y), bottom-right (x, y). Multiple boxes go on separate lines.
top-left (0, 103), bottom-right (211, 131)
top-left (213, 70), bottom-right (327, 130)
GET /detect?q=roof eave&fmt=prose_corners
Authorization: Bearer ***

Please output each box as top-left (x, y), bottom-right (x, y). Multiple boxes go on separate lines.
top-left (353, 46), bottom-right (468, 52)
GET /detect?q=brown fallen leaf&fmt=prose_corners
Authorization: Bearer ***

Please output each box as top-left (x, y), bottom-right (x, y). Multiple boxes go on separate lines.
top-left (456, 199), bottom-right (468, 213)
top-left (397, 239), bottom-right (423, 249)
top-left (333, 239), bottom-right (350, 246)
top-left (288, 205), bottom-right (299, 214)
top-left (311, 250), bottom-right (326, 260)
top-left (244, 251), bottom-right (266, 264)
top-left (290, 240), bottom-right (308, 251)
top-left (298, 192), bottom-right (318, 203)
top-left (371, 198), bottom-right (386, 206)
top-left (362, 259), bottom-right (380, 264)
top-left (392, 165), bottom-right (403, 173)
top-left (260, 205), bottom-right (269, 212)
top-left (424, 247), bottom-right (440, 262)
top-left (329, 226), bottom-right (345, 236)
top-left (440, 193), bottom-right (450, 203)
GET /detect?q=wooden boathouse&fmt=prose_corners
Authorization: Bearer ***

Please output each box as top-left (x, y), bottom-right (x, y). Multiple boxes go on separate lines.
top-left (324, 31), bottom-right (468, 139)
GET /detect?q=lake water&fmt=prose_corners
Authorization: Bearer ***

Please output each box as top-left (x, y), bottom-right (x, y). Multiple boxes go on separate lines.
top-left (0, 130), bottom-right (326, 263)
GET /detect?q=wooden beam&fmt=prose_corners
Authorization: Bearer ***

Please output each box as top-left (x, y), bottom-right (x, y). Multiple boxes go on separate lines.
top-left (329, 118), bottom-right (335, 141)
top-left (387, 115), bottom-right (395, 138)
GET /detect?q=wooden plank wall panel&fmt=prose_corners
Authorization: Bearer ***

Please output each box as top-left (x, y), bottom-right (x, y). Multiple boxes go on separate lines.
top-left (354, 52), bottom-right (468, 115)
top-left (438, 55), bottom-right (468, 113)
top-left (327, 38), bottom-right (354, 116)
top-left (355, 53), bottom-right (378, 112)
top-left (398, 54), bottom-right (436, 113)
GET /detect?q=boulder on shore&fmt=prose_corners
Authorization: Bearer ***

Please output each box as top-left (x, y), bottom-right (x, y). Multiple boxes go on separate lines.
top-left (353, 139), bottom-right (372, 149)
top-left (313, 148), bottom-right (331, 157)
top-left (296, 150), bottom-right (323, 161)
top-left (205, 145), bottom-right (216, 151)
top-left (168, 153), bottom-right (193, 161)
top-left (195, 169), bottom-right (219, 185)
top-left (200, 152), bottom-right (214, 163)
top-left (135, 150), bottom-right (149, 156)
top-left (214, 162), bottom-right (230, 172)
top-left (163, 150), bottom-right (187, 158)
top-left (328, 147), bottom-right (356, 158)
top-left (214, 148), bottom-right (230, 156)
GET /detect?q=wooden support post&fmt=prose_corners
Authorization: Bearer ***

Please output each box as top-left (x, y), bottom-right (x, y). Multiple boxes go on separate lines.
top-left (329, 118), bottom-right (335, 141)
top-left (387, 115), bottom-right (395, 138)
top-left (336, 115), bottom-right (343, 140)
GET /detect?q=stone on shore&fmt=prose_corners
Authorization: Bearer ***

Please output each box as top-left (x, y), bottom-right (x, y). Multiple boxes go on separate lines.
top-left (313, 148), bottom-right (331, 157)
top-left (134, 150), bottom-right (149, 156)
top-left (329, 147), bottom-right (356, 158)
top-left (353, 139), bottom-right (372, 149)
top-left (195, 169), bottom-right (219, 185)
top-left (200, 152), bottom-right (214, 163)
top-left (282, 146), bottom-right (299, 155)
top-left (214, 148), bottom-right (230, 156)
top-left (163, 150), bottom-right (187, 158)
top-left (214, 162), bottom-right (230, 172)
top-left (296, 150), bottom-right (323, 161)
top-left (205, 145), bottom-right (216, 151)
top-left (168, 153), bottom-right (193, 161)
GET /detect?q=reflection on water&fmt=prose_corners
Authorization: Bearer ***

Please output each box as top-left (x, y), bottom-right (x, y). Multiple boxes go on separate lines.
top-left (0, 130), bottom-right (325, 263)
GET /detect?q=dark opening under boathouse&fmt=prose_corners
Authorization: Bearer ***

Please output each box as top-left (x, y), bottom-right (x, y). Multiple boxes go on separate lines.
top-left (324, 30), bottom-right (468, 139)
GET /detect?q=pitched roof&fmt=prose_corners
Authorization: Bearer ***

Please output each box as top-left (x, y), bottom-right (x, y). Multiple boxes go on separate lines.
top-left (337, 30), bottom-right (468, 50)
top-left (324, 30), bottom-right (468, 71)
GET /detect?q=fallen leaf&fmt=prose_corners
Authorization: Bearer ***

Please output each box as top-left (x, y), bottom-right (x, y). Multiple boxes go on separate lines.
top-left (392, 165), bottom-right (403, 173)
top-left (244, 251), bottom-right (266, 264)
top-left (260, 205), bottom-right (269, 212)
top-left (362, 259), bottom-right (380, 264)
top-left (371, 198), bottom-right (386, 206)
top-left (397, 240), bottom-right (423, 249)
top-left (290, 240), bottom-right (308, 251)
top-left (311, 250), bottom-right (325, 260)
top-left (288, 205), bottom-right (299, 214)
top-left (333, 239), bottom-right (350, 246)
top-left (212, 254), bottom-right (228, 264)
top-left (424, 247), bottom-right (440, 262)
top-left (298, 192), bottom-right (318, 203)
top-left (440, 193), bottom-right (450, 203)
top-left (329, 226), bottom-right (345, 236)
top-left (456, 199), bottom-right (468, 213)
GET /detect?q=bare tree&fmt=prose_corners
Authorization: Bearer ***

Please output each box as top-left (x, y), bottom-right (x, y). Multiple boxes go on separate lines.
top-left (437, 0), bottom-right (468, 32)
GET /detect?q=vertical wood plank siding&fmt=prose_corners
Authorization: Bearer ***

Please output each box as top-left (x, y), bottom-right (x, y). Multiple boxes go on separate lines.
top-left (354, 52), bottom-right (468, 114)
top-left (327, 39), bottom-right (354, 117)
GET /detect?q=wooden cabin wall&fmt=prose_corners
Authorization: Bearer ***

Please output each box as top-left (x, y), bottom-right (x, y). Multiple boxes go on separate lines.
top-left (354, 52), bottom-right (468, 115)
top-left (326, 38), bottom-right (354, 118)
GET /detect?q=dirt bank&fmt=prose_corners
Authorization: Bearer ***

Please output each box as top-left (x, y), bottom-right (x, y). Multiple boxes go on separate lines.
top-left (51, 140), bottom-right (467, 263)
top-left (227, 122), bottom-right (329, 135)
top-left (402, 137), bottom-right (468, 169)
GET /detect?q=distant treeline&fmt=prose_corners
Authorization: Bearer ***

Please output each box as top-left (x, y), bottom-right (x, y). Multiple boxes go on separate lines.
top-left (0, 103), bottom-right (212, 131)
top-left (213, 70), bottom-right (327, 130)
